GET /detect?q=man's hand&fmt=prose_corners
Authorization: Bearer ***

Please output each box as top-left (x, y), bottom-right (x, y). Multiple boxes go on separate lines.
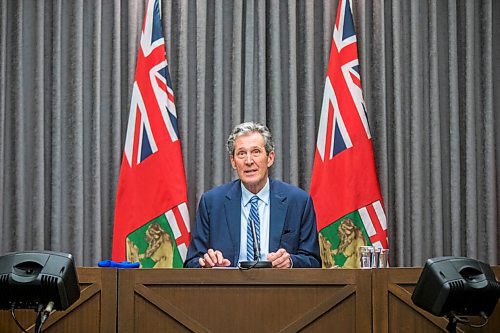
top-left (198, 249), bottom-right (231, 268)
top-left (267, 248), bottom-right (291, 268)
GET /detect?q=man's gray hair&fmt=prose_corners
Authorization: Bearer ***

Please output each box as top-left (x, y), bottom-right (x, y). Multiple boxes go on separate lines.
top-left (226, 121), bottom-right (275, 156)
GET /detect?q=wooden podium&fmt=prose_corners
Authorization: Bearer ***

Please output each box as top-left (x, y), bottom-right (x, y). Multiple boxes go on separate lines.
top-left (0, 267), bottom-right (498, 332)
top-left (118, 268), bottom-right (371, 333)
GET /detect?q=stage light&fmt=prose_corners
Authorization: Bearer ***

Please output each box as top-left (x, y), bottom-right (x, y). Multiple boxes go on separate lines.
top-left (412, 256), bottom-right (500, 333)
top-left (0, 251), bottom-right (80, 333)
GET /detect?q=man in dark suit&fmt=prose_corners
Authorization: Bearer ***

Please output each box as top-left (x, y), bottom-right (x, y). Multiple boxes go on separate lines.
top-left (184, 122), bottom-right (321, 268)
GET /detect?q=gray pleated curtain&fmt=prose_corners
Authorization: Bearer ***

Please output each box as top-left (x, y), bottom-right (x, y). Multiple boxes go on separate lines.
top-left (0, 0), bottom-right (498, 267)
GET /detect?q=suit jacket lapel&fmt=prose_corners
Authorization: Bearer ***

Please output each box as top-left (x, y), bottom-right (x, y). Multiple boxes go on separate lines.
top-left (269, 179), bottom-right (288, 252)
top-left (224, 180), bottom-right (242, 262)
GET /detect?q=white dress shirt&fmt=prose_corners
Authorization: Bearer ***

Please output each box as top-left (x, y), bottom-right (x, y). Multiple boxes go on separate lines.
top-left (238, 178), bottom-right (270, 263)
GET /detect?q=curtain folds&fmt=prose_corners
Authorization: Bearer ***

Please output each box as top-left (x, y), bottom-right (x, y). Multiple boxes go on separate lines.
top-left (0, 0), bottom-right (498, 267)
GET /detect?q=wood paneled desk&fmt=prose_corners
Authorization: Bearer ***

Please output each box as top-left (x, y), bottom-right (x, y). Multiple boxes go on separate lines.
top-left (118, 268), bottom-right (371, 333)
top-left (0, 267), bottom-right (498, 333)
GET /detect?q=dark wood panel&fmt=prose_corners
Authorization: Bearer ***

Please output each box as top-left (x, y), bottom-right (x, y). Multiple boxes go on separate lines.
top-left (2, 266), bottom-right (497, 332)
top-left (0, 267), bottom-right (117, 333)
top-left (118, 268), bottom-right (372, 333)
top-left (372, 267), bottom-right (500, 333)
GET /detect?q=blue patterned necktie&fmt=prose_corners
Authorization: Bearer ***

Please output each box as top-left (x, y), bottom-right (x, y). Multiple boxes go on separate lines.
top-left (247, 195), bottom-right (261, 261)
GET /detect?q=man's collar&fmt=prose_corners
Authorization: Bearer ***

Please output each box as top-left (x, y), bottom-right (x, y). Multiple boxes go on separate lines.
top-left (241, 178), bottom-right (270, 205)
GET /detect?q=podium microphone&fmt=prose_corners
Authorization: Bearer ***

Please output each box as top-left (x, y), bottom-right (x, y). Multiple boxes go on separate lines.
top-left (239, 219), bottom-right (272, 269)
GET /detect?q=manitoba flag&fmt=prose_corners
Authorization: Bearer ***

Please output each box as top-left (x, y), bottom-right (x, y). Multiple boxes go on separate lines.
top-left (310, 0), bottom-right (388, 268)
top-left (112, 0), bottom-right (190, 268)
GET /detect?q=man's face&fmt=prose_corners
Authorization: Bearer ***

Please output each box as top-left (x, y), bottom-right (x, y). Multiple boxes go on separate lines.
top-left (230, 132), bottom-right (275, 194)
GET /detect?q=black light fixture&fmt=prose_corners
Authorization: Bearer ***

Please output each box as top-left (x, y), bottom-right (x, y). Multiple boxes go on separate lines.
top-left (411, 256), bottom-right (500, 333)
top-left (0, 251), bottom-right (80, 333)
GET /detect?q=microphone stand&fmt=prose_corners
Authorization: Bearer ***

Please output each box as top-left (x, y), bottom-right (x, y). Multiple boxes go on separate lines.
top-left (239, 219), bottom-right (272, 269)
